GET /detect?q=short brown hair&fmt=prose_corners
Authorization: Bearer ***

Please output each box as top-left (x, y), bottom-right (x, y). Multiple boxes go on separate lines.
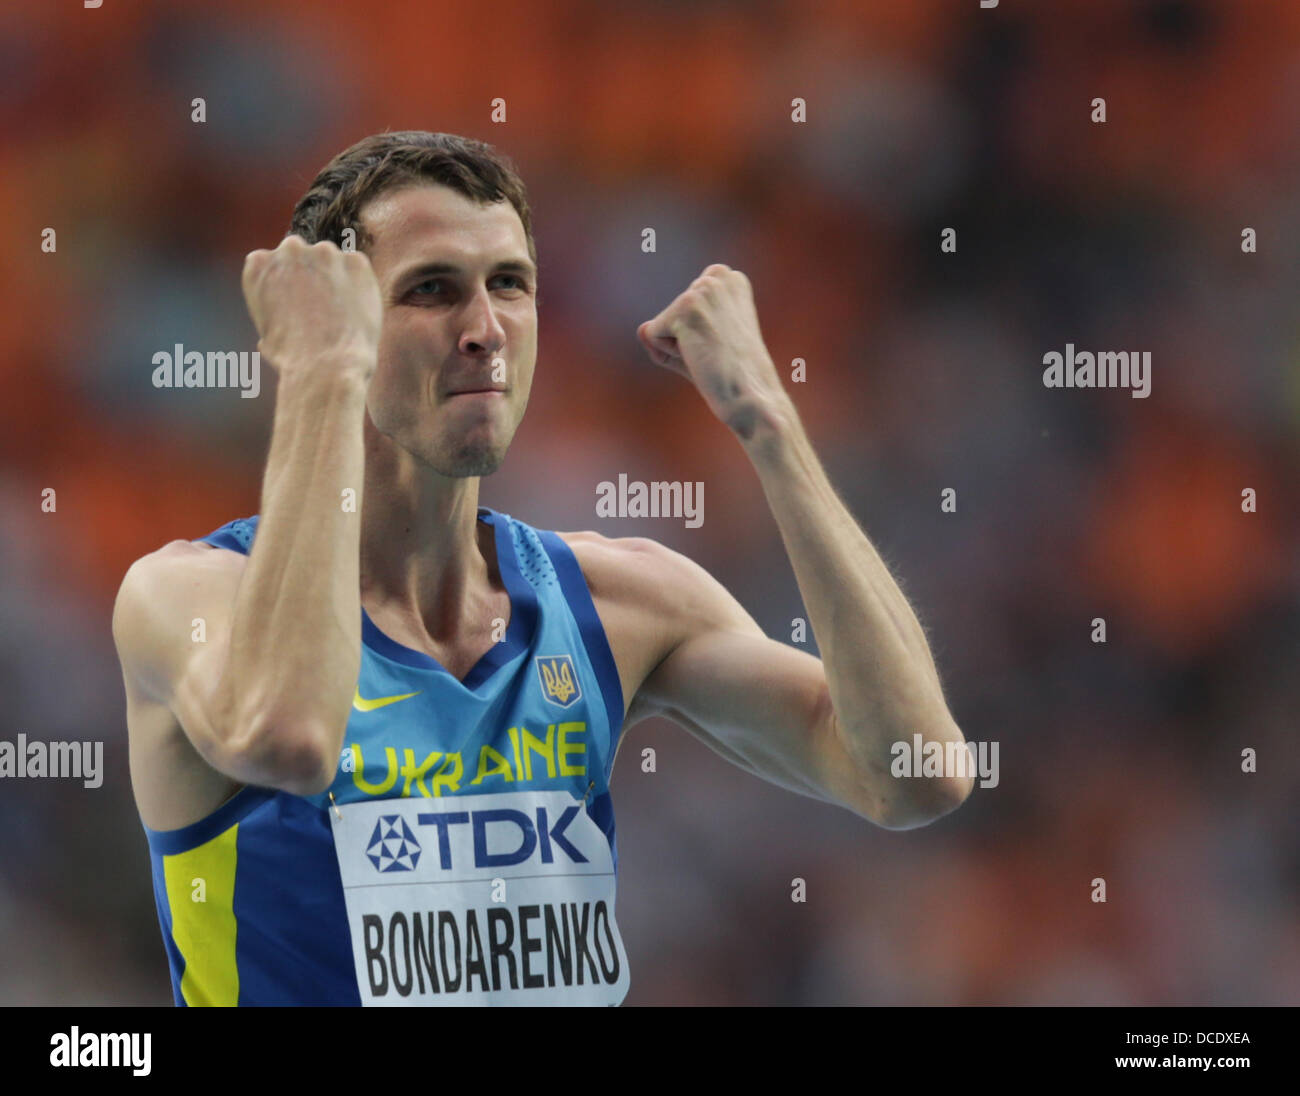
top-left (287, 130), bottom-right (536, 268)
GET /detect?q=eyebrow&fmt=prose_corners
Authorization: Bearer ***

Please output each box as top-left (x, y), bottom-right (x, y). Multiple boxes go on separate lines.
top-left (395, 259), bottom-right (537, 284)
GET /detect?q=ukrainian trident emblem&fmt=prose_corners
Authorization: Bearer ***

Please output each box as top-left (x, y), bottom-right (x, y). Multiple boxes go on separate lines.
top-left (536, 655), bottom-right (581, 708)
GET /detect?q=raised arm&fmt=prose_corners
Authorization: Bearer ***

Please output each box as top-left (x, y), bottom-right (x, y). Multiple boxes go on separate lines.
top-left (633, 265), bottom-right (971, 829)
top-left (112, 237), bottom-right (380, 800)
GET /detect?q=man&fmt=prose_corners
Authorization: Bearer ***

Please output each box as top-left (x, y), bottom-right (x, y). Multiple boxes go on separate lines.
top-left (112, 131), bottom-right (972, 1007)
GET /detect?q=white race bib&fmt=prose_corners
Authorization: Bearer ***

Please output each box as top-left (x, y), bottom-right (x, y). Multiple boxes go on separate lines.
top-left (330, 789), bottom-right (630, 1006)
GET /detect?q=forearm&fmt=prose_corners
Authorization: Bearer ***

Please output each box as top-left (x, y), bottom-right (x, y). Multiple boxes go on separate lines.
top-left (636, 263), bottom-right (968, 820)
top-left (739, 394), bottom-right (965, 791)
top-left (221, 361), bottom-right (368, 756)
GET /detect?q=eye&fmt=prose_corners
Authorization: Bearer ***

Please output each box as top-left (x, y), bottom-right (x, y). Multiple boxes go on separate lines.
top-left (494, 274), bottom-right (528, 291)
top-left (411, 278), bottom-right (444, 296)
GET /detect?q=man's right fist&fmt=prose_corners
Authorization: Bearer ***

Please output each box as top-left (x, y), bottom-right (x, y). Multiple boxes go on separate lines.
top-left (241, 236), bottom-right (383, 380)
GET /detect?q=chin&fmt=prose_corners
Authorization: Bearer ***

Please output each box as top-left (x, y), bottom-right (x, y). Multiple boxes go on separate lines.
top-left (431, 441), bottom-right (507, 478)
top-left (446, 453), bottom-right (505, 477)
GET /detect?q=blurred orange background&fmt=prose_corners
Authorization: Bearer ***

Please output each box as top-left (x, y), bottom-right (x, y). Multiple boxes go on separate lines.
top-left (0, 0), bottom-right (1296, 1004)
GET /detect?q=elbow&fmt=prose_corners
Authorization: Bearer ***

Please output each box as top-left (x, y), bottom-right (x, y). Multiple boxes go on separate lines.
top-left (927, 770), bottom-right (975, 820)
top-left (856, 718), bottom-right (977, 831)
top-left (225, 712), bottom-right (343, 797)
top-left (867, 779), bottom-right (970, 831)
top-left (277, 739), bottom-right (341, 798)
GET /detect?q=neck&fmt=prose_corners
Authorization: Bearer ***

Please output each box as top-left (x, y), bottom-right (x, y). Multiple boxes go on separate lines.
top-left (359, 418), bottom-right (497, 640)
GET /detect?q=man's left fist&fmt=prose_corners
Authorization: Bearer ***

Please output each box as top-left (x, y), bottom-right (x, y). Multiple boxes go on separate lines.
top-left (637, 264), bottom-right (787, 438)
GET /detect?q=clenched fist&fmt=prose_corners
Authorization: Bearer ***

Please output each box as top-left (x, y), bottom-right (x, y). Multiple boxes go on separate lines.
top-left (637, 264), bottom-right (790, 441)
top-left (241, 236), bottom-right (383, 381)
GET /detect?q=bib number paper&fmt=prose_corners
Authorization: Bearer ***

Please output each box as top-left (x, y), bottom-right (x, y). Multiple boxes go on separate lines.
top-left (330, 789), bottom-right (629, 1005)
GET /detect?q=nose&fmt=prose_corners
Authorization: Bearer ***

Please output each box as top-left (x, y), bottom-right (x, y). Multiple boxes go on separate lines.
top-left (457, 285), bottom-right (507, 358)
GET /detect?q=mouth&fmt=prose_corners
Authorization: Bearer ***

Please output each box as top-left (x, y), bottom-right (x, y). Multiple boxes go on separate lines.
top-left (446, 388), bottom-right (507, 399)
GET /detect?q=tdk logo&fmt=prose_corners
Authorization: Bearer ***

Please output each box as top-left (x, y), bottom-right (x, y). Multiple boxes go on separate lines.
top-left (366, 815), bottom-right (422, 872)
top-left (416, 805), bottom-right (589, 870)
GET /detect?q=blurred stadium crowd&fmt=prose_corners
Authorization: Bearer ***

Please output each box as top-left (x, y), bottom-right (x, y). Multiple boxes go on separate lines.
top-left (1, 0), bottom-right (1296, 1004)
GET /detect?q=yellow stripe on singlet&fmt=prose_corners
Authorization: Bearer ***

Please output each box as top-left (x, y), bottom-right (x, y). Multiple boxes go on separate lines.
top-left (163, 825), bottom-right (240, 1006)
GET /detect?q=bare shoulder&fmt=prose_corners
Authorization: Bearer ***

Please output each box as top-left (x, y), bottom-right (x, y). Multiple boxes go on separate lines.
top-left (113, 537), bottom-right (248, 831)
top-left (113, 538), bottom-right (246, 697)
top-left (115, 537), bottom-right (246, 610)
top-left (555, 530), bottom-right (754, 633)
top-left (552, 530), bottom-right (763, 728)
top-left (118, 535), bottom-right (246, 592)
top-left (554, 530), bottom-right (676, 600)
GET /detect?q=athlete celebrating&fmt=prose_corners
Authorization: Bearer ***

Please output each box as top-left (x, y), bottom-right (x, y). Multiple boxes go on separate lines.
top-left (112, 131), bottom-right (972, 1006)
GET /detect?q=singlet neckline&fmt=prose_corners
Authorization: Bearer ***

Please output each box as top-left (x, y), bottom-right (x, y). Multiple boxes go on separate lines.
top-left (358, 507), bottom-right (539, 690)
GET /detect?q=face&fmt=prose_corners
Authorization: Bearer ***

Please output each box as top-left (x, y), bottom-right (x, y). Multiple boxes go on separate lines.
top-left (359, 183), bottom-right (538, 477)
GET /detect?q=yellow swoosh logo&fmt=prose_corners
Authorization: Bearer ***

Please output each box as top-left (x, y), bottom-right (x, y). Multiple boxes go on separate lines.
top-left (353, 687), bottom-right (422, 712)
